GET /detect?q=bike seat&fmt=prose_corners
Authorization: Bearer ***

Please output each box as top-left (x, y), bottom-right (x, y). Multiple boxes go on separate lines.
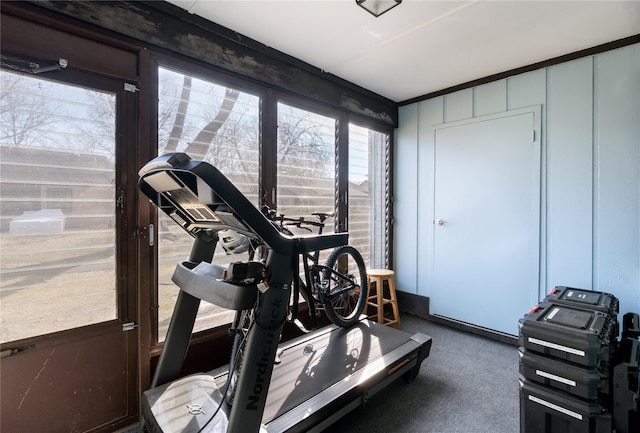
top-left (295, 232), bottom-right (348, 252)
top-left (311, 212), bottom-right (334, 223)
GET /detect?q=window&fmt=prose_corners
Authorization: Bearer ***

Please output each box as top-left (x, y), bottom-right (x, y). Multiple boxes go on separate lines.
top-left (0, 69), bottom-right (117, 343)
top-left (274, 103), bottom-right (391, 268)
top-left (156, 66), bottom-right (260, 341)
top-left (276, 103), bottom-right (336, 231)
top-left (154, 68), bottom-right (392, 342)
top-left (274, 102), bottom-right (340, 272)
top-left (349, 125), bottom-right (390, 269)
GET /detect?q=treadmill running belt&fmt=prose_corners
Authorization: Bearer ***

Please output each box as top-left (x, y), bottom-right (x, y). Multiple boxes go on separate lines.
top-left (262, 320), bottom-right (412, 423)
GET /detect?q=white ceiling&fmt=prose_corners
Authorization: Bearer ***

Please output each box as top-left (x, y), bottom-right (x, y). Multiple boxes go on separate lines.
top-left (166, 0), bottom-right (640, 102)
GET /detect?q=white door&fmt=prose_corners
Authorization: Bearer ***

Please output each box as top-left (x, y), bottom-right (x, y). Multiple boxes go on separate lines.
top-left (431, 110), bottom-right (540, 335)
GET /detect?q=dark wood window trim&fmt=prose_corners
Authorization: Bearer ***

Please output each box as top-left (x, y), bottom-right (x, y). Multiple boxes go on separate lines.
top-left (15, 0), bottom-right (398, 127)
top-left (336, 113), bottom-right (350, 233)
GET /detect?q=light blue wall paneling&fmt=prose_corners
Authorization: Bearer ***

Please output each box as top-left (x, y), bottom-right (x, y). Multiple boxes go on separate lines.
top-left (507, 68), bottom-right (549, 290)
top-left (593, 45), bottom-right (640, 316)
top-left (444, 88), bottom-right (473, 122)
top-left (394, 104), bottom-right (419, 294)
top-left (394, 43), bottom-right (640, 327)
top-left (546, 57), bottom-right (594, 292)
top-left (416, 97), bottom-right (443, 299)
top-left (507, 69), bottom-right (547, 110)
top-left (474, 79), bottom-right (507, 116)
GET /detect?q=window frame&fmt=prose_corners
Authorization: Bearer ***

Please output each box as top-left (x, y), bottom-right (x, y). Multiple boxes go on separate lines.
top-left (149, 54), bottom-right (395, 348)
top-left (149, 55), bottom-right (268, 349)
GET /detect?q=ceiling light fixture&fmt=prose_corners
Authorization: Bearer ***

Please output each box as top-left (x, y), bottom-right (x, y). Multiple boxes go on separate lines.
top-left (356, 0), bottom-right (402, 18)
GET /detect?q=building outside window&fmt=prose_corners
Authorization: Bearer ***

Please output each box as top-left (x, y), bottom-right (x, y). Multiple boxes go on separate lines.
top-left (0, 69), bottom-right (118, 343)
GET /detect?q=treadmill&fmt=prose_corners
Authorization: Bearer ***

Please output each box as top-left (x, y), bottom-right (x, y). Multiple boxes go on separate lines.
top-left (138, 153), bottom-right (433, 433)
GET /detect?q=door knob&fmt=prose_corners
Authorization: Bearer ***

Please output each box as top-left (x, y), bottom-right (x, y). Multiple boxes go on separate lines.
top-left (436, 219), bottom-right (445, 226)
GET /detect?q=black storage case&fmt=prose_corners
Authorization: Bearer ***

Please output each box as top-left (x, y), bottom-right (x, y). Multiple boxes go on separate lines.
top-left (520, 378), bottom-right (611, 433)
top-left (519, 348), bottom-right (610, 401)
top-left (544, 287), bottom-right (619, 316)
top-left (519, 302), bottom-right (617, 367)
top-left (612, 338), bottom-right (639, 433)
top-left (621, 312), bottom-right (640, 340)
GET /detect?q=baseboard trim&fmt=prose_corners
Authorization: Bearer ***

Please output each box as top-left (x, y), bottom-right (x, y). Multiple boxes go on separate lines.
top-left (427, 314), bottom-right (519, 346)
top-left (396, 290), bottom-right (430, 317)
top-left (396, 291), bottom-right (518, 346)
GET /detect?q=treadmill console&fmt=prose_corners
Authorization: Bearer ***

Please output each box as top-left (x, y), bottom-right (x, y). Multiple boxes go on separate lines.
top-left (139, 152), bottom-right (292, 254)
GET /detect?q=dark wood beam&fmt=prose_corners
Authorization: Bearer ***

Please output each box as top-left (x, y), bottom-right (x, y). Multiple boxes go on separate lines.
top-left (19, 0), bottom-right (398, 127)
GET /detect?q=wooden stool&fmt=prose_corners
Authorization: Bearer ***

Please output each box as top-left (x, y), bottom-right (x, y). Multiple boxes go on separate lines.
top-left (366, 269), bottom-right (401, 329)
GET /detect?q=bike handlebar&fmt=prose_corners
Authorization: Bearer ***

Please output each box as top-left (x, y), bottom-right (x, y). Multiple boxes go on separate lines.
top-left (261, 206), bottom-right (333, 231)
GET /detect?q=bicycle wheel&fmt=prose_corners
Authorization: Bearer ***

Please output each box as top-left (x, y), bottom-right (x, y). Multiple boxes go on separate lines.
top-left (224, 309), bottom-right (252, 406)
top-left (322, 245), bottom-right (368, 327)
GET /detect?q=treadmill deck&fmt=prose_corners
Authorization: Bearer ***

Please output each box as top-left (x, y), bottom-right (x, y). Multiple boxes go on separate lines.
top-left (143, 319), bottom-right (431, 433)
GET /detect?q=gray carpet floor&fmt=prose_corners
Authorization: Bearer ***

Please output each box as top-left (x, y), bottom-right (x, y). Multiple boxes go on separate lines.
top-left (322, 314), bottom-right (520, 433)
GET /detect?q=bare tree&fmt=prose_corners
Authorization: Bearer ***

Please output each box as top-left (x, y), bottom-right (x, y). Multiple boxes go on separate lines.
top-left (158, 73), bottom-right (243, 168)
top-left (75, 90), bottom-right (117, 159)
top-left (184, 88), bottom-right (240, 159)
top-left (163, 75), bottom-right (192, 153)
top-left (277, 108), bottom-right (333, 178)
top-left (0, 72), bottom-right (60, 147)
top-left (158, 69), bottom-right (331, 181)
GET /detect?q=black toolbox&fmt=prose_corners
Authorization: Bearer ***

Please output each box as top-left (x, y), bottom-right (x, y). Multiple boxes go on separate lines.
top-left (621, 312), bottom-right (640, 340)
top-left (519, 347), bottom-right (610, 401)
top-left (520, 377), bottom-right (611, 433)
top-left (519, 302), bottom-right (617, 367)
top-left (544, 287), bottom-right (619, 316)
